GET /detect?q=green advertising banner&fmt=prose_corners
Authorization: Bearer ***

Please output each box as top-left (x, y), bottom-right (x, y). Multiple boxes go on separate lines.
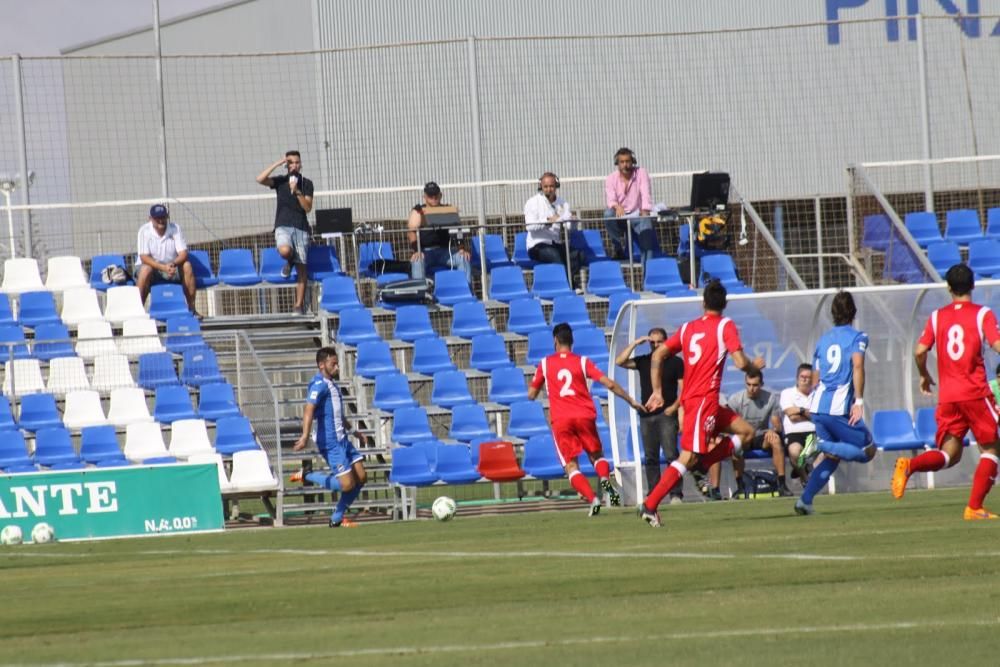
top-left (0, 463), bottom-right (224, 542)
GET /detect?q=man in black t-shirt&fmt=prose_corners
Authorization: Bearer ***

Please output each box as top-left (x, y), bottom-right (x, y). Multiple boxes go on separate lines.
top-left (407, 182), bottom-right (472, 284)
top-left (615, 327), bottom-right (684, 498)
top-left (256, 150), bottom-right (315, 314)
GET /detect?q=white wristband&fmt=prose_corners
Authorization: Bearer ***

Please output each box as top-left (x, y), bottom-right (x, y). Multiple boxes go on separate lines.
top-left (854, 398), bottom-right (864, 407)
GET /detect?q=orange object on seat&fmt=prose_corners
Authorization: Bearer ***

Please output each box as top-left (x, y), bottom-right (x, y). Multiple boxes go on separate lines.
top-left (477, 441), bottom-right (525, 482)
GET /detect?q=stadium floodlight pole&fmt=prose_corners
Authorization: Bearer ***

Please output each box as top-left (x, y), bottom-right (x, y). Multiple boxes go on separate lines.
top-left (466, 36), bottom-right (488, 300)
top-left (12, 54), bottom-right (32, 257)
top-left (152, 0), bottom-right (169, 198)
top-left (916, 13), bottom-right (933, 212)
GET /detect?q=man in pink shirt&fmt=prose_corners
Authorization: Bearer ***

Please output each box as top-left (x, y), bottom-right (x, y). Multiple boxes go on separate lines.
top-left (604, 147), bottom-right (656, 267)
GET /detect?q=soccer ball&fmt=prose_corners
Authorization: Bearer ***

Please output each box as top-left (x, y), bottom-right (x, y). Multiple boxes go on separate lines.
top-left (1, 525), bottom-right (23, 546)
top-left (431, 496), bottom-right (457, 521)
top-left (31, 522), bottom-right (55, 544)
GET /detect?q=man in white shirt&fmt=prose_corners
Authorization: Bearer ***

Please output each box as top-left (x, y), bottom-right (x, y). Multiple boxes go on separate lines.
top-left (780, 363), bottom-right (817, 485)
top-left (136, 204), bottom-right (197, 313)
top-left (523, 172), bottom-right (584, 289)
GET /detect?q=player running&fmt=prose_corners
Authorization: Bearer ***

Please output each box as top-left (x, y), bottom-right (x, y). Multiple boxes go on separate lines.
top-left (639, 280), bottom-right (764, 527)
top-left (527, 322), bottom-right (646, 515)
top-left (793, 290), bottom-right (876, 515)
top-left (892, 264), bottom-right (1000, 520)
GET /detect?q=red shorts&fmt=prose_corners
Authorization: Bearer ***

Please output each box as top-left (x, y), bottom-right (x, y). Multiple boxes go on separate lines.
top-left (936, 398), bottom-right (999, 448)
top-left (680, 396), bottom-right (739, 454)
top-left (551, 418), bottom-right (603, 465)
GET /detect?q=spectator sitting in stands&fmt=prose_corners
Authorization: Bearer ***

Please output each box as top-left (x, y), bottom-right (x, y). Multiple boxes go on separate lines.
top-left (408, 182), bottom-right (472, 284)
top-left (726, 366), bottom-right (793, 497)
top-left (136, 204), bottom-right (197, 315)
top-left (523, 172), bottom-right (585, 290)
top-left (780, 363), bottom-right (817, 486)
top-left (603, 147), bottom-right (656, 267)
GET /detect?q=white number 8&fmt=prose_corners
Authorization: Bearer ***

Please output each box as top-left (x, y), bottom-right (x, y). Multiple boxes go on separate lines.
top-left (946, 324), bottom-right (965, 361)
top-left (556, 368), bottom-right (575, 397)
top-left (826, 345), bottom-right (841, 374)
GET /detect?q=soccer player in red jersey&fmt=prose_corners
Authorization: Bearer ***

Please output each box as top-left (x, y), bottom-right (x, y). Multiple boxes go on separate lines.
top-left (639, 280), bottom-right (765, 527)
top-left (894, 264), bottom-right (1000, 520)
top-left (528, 322), bottom-right (646, 515)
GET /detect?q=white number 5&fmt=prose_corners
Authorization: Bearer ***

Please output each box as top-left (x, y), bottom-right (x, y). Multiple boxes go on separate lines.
top-left (688, 333), bottom-right (705, 364)
top-left (556, 368), bottom-right (575, 397)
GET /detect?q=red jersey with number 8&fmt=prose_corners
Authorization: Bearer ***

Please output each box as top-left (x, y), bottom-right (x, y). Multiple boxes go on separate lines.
top-left (918, 301), bottom-right (1000, 403)
top-left (665, 314), bottom-right (743, 402)
top-left (531, 352), bottom-right (605, 423)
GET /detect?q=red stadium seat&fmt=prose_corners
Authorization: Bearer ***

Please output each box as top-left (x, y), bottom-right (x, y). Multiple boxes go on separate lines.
top-left (477, 441), bottom-right (525, 482)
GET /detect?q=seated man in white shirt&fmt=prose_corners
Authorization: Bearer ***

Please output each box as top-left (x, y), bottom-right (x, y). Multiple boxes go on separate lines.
top-left (780, 362), bottom-right (818, 485)
top-left (135, 204), bottom-right (197, 314)
top-left (523, 172), bottom-right (585, 289)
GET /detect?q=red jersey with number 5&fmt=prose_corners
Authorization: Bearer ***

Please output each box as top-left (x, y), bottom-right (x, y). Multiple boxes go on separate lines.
top-left (918, 301), bottom-right (1000, 403)
top-left (531, 352), bottom-right (605, 423)
top-left (665, 314), bottom-right (742, 402)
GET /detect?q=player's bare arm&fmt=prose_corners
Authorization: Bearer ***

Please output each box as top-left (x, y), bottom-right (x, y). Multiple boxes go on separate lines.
top-left (731, 349), bottom-right (766, 372)
top-left (600, 376), bottom-right (646, 413)
top-left (527, 384), bottom-right (541, 401)
top-left (914, 342), bottom-right (935, 396)
top-left (644, 344), bottom-right (671, 411)
top-left (849, 352), bottom-right (866, 425)
top-left (293, 403), bottom-right (315, 451)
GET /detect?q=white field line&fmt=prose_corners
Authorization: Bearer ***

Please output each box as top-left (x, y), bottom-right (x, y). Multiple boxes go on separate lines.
top-left (4, 618), bottom-right (999, 667)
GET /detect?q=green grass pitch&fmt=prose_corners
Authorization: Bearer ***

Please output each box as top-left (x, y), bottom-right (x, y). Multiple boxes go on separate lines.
top-left (2, 488), bottom-right (999, 666)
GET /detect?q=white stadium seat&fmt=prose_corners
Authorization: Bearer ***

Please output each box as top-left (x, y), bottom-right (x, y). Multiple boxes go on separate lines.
top-left (107, 387), bottom-right (153, 427)
top-left (44, 256), bottom-right (88, 292)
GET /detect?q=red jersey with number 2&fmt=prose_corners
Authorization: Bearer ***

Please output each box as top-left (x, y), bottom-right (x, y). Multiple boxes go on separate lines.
top-left (531, 352), bottom-right (605, 423)
top-left (918, 302), bottom-right (1000, 403)
top-left (665, 314), bottom-right (743, 402)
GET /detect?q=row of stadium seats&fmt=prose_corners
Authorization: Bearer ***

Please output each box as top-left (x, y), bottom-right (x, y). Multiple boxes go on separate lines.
top-left (0, 285), bottom-right (195, 330)
top-left (1, 317), bottom-right (202, 361)
top-left (872, 407), bottom-right (966, 451)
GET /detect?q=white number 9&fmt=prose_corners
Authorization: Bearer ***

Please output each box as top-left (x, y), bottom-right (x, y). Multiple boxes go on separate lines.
top-left (826, 345), bottom-right (842, 374)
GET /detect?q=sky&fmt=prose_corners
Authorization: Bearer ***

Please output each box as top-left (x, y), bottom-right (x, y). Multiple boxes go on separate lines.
top-left (0, 0), bottom-right (226, 56)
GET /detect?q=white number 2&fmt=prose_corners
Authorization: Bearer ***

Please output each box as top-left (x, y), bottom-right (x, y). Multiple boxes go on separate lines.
top-left (556, 368), bottom-right (575, 397)
top-left (688, 333), bottom-right (705, 364)
top-left (826, 345), bottom-right (842, 373)
top-left (946, 324), bottom-right (965, 361)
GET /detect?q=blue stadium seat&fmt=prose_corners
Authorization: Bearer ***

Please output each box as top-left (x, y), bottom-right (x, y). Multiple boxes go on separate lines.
top-left (214, 416), bottom-right (258, 455)
top-left (33, 322), bottom-right (75, 361)
top-left (0, 324), bottom-right (30, 360)
top-left (149, 284), bottom-right (190, 320)
top-left (373, 373), bottom-right (417, 412)
top-left (217, 249), bottom-right (262, 286)
top-left (987, 208), bottom-right (1000, 239)
top-left (550, 294), bottom-right (592, 329)
top-left (573, 327), bottom-right (609, 362)
top-left (355, 340), bottom-right (396, 378)
top-left (165, 315), bottom-right (205, 354)
top-left (506, 298), bottom-right (549, 336)
top-left (606, 290), bottom-right (639, 328)
top-left (358, 242), bottom-right (395, 278)
top-left (586, 261), bottom-right (628, 297)
top-left (488, 367), bottom-right (528, 405)
top-left (259, 247), bottom-right (297, 284)
top-left (153, 384), bottom-right (197, 423)
top-left (89, 254), bottom-right (133, 291)
top-left (593, 397), bottom-right (606, 427)
top-left (471, 234), bottom-right (514, 272)
top-left (197, 381), bottom-right (241, 421)
top-left (0, 294), bottom-right (15, 325)
top-left (434, 443), bottom-right (481, 484)
top-left (449, 403), bottom-right (495, 442)
top-left (138, 351), bottom-right (181, 390)
top-left (701, 254), bottom-right (750, 291)
top-left (434, 270), bottom-right (475, 306)
top-left (531, 263), bottom-right (573, 299)
top-left (507, 400), bottom-right (550, 439)
top-left (450, 300), bottom-right (494, 338)
top-left (469, 333), bottom-right (513, 371)
top-left (489, 266), bottom-right (530, 302)
top-left (0, 430), bottom-right (32, 469)
top-left (34, 427), bottom-right (82, 467)
top-left (589, 358), bottom-right (609, 399)
top-left (522, 434), bottom-right (565, 479)
top-left (926, 241), bottom-right (961, 275)
top-left (181, 347), bottom-right (224, 387)
top-left (80, 425), bottom-right (127, 465)
top-left (393, 304), bottom-right (435, 342)
top-left (306, 245), bottom-right (342, 281)
top-left (18, 393), bottom-right (62, 431)
top-left (431, 370), bottom-right (475, 409)
top-left (0, 395), bottom-right (16, 431)
top-left (391, 406), bottom-right (434, 445)
top-left (643, 257), bottom-right (694, 295)
top-left (570, 229), bottom-right (608, 264)
top-left (904, 211), bottom-right (943, 248)
top-left (884, 232), bottom-right (930, 283)
top-left (389, 445), bottom-right (438, 486)
top-left (187, 249), bottom-right (218, 288)
top-left (526, 330), bottom-right (552, 366)
top-left (512, 232), bottom-right (536, 269)
top-left (968, 239), bottom-right (1000, 277)
top-left (862, 214), bottom-right (892, 252)
top-left (18, 291), bottom-right (61, 327)
top-left (872, 409), bottom-right (925, 451)
top-left (320, 275), bottom-right (363, 313)
top-left (335, 307), bottom-right (380, 346)
top-left (944, 208), bottom-right (983, 245)
top-left (411, 336), bottom-right (456, 375)
top-left (914, 407), bottom-right (937, 448)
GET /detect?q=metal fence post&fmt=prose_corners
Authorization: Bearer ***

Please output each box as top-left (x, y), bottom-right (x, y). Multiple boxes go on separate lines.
top-left (12, 54), bottom-right (31, 258)
top-left (814, 195), bottom-right (825, 289)
top-left (153, 0), bottom-right (170, 198)
top-left (916, 13), bottom-right (933, 212)
top-left (466, 36), bottom-right (489, 299)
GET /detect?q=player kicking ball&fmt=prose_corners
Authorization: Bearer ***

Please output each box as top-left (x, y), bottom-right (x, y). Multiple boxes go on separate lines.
top-left (527, 323), bottom-right (646, 515)
top-left (639, 280), bottom-right (764, 527)
top-left (793, 290), bottom-right (876, 516)
top-left (892, 264), bottom-right (1000, 520)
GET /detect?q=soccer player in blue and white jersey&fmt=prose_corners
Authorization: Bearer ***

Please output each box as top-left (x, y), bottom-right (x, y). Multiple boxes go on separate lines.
top-left (293, 347), bottom-right (367, 527)
top-left (794, 291), bottom-right (876, 515)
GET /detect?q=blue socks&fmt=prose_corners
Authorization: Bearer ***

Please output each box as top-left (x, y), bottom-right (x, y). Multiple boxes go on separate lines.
top-left (817, 440), bottom-right (871, 463)
top-left (331, 485), bottom-right (362, 523)
top-left (305, 471), bottom-right (342, 491)
top-left (801, 457), bottom-right (839, 505)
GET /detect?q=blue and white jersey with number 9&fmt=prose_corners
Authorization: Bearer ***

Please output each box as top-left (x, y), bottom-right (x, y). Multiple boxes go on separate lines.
top-left (809, 325), bottom-right (868, 417)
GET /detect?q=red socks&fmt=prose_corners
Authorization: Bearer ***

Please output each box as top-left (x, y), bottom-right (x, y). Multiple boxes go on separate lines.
top-left (645, 460), bottom-right (687, 511)
top-left (595, 458), bottom-right (610, 479)
top-left (968, 454), bottom-right (999, 510)
top-left (569, 470), bottom-right (596, 502)
top-left (909, 449), bottom-right (949, 474)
